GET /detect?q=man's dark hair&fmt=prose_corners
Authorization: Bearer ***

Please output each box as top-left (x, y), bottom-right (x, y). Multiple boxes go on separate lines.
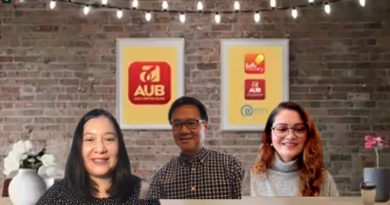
top-left (64, 109), bottom-right (140, 201)
top-left (168, 96), bottom-right (208, 122)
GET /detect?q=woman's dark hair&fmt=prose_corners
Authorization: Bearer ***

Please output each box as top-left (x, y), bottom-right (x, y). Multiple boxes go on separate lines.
top-left (64, 109), bottom-right (140, 201)
top-left (168, 96), bottom-right (208, 122)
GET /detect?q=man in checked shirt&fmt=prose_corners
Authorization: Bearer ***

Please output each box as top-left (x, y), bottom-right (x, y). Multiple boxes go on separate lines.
top-left (146, 96), bottom-right (242, 199)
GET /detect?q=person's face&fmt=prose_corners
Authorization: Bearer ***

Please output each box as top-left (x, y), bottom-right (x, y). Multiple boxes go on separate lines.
top-left (82, 116), bottom-right (119, 180)
top-left (271, 109), bottom-right (308, 162)
top-left (171, 105), bottom-right (208, 155)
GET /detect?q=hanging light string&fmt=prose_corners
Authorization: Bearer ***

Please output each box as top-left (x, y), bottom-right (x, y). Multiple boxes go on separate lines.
top-left (47, 0), bottom-right (350, 14)
top-left (41, 0), bottom-right (364, 22)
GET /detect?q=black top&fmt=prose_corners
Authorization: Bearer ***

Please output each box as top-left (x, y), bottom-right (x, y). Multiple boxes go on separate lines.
top-left (37, 179), bottom-right (159, 205)
top-left (146, 147), bottom-right (242, 199)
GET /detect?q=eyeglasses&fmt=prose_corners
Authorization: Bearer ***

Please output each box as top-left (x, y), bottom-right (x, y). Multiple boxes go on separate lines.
top-left (171, 119), bottom-right (205, 131)
top-left (271, 124), bottom-right (308, 138)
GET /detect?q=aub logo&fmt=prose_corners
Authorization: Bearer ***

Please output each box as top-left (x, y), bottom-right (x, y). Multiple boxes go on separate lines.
top-left (245, 79), bottom-right (265, 100)
top-left (139, 65), bottom-right (160, 83)
top-left (128, 62), bottom-right (171, 104)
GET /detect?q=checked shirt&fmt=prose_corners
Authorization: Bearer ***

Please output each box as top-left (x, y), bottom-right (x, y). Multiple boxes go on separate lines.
top-left (146, 147), bottom-right (242, 199)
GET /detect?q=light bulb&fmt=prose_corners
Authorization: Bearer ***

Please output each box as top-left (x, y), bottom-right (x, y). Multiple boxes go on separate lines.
top-left (359, 0), bottom-right (366, 7)
top-left (145, 11), bottom-right (152, 22)
top-left (254, 11), bottom-right (260, 23)
top-left (291, 7), bottom-right (298, 19)
top-left (308, 0), bottom-right (314, 4)
top-left (179, 12), bottom-right (185, 23)
top-left (197, 1), bottom-right (203, 12)
top-left (270, 0), bottom-right (276, 9)
top-left (49, 0), bottom-right (56, 9)
top-left (116, 9), bottom-right (123, 19)
top-left (132, 0), bottom-right (138, 9)
top-left (234, 1), bottom-right (240, 12)
top-left (83, 5), bottom-right (90, 15)
top-left (214, 13), bottom-right (221, 24)
top-left (324, 3), bottom-right (331, 14)
top-left (101, 0), bottom-right (108, 5)
top-left (162, 1), bottom-right (168, 11)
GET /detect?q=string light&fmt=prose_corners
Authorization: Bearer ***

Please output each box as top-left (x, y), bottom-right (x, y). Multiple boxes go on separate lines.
top-left (197, 1), bottom-right (203, 12)
top-left (214, 12), bottom-right (221, 24)
top-left (145, 11), bottom-right (152, 22)
top-left (179, 12), bottom-right (186, 23)
top-left (49, 0), bottom-right (56, 10)
top-left (324, 2), bottom-right (331, 14)
top-left (83, 5), bottom-right (90, 15)
top-left (132, 0), bottom-right (138, 10)
top-left (234, 1), bottom-right (240, 12)
top-left (116, 9), bottom-right (123, 19)
top-left (291, 7), bottom-right (298, 19)
top-left (359, 0), bottom-right (366, 7)
top-left (270, 0), bottom-right (276, 9)
top-left (254, 11), bottom-right (260, 23)
top-left (45, 0), bottom-right (360, 24)
top-left (162, 1), bottom-right (168, 11)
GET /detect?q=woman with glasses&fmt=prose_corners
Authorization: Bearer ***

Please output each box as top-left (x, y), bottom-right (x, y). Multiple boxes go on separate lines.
top-left (250, 102), bottom-right (338, 196)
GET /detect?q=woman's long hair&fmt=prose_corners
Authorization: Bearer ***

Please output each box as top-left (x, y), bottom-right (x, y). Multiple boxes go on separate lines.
top-left (64, 109), bottom-right (140, 201)
top-left (252, 102), bottom-right (324, 196)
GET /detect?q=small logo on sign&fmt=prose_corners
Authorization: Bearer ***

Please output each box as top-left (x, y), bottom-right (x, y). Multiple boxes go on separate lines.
top-left (245, 53), bottom-right (265, 74)
top-left (245, 79), bottom-right (265, 100)
top-left (139, 65), bottom-right (161, 83)
top-left (241, 105), bottom-right (254, 117)
top-left (128, 62), bottom-right (171, 104)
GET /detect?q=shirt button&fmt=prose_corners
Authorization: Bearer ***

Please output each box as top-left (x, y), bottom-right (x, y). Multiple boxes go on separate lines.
top-left (191, 167), bottom-right (196, 172)
top-left (191, 186), bottom-right (196, 191)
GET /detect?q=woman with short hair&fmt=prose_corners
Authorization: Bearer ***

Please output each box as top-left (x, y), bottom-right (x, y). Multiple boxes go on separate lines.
top-left (37, 109), bottom-right (158, 204)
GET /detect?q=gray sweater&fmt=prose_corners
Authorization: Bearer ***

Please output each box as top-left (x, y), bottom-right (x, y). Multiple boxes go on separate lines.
top-left (250, 154), bottom-right (339, 196)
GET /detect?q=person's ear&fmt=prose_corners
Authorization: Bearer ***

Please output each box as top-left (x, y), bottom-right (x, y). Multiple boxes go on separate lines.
top-left (203, 121), bottom-right (208, 131)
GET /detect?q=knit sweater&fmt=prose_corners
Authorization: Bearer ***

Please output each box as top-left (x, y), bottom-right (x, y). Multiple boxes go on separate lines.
top-left (250, 154), bottom-right (339, 196)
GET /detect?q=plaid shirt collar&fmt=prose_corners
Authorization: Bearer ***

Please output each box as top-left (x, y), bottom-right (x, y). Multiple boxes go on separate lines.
top-left (178, 146), bottom-right (210, 165)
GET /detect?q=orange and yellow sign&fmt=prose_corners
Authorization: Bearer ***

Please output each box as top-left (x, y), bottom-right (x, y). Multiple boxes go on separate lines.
top-left (221, 39), bottom-right (289, 131)
top-left (245, 53), bottom-right (265, 74)
top-left (117, 39), bottom-right (184, 130)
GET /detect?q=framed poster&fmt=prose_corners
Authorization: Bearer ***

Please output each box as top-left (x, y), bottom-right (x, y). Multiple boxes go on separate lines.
top-left (117, 38), bottom-right (184, 130)
top-left (221, 39), bottom-right (289, 131)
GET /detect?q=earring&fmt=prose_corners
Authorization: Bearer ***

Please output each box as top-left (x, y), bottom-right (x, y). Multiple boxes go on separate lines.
top-left (270, 143), bottom-right (273, 147)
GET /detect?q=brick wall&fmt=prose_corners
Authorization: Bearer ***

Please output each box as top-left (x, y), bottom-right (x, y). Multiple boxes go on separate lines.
top-left (0, 0), bottom-right (389, 196)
